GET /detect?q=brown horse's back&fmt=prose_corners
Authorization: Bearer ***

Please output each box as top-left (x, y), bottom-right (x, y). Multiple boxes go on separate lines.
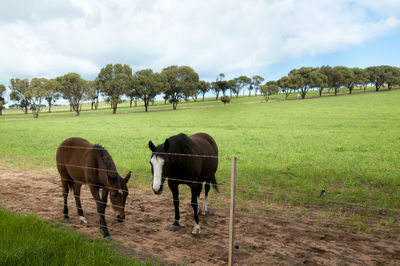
top-left (56, 137), bottom-right (93, 184)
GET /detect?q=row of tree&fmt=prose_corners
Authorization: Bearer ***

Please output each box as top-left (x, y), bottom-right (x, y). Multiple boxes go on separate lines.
top-left (274, 65), bottom-right (400, 100)
top-left (0, 64), bottom-right (399, 117)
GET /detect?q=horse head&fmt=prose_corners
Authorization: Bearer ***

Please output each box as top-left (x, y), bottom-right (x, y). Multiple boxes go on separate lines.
top-left (109, 171), bottom-right (131, 222)
top-left (148, 139), bottom-right (170, 195)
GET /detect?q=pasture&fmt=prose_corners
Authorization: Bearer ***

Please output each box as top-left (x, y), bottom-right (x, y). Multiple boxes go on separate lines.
top-left (0, 89), bottom-right (400, 263)
top-left (0, 206), bottom-right (151, 265)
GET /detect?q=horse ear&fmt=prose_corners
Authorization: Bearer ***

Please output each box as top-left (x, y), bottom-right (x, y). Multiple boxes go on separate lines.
top-left (124, 171), bottom-right (131, 183)
top-left (164, 139), bottom-right (170, 152)
top-left (148, 141), bottom-right (156, 152)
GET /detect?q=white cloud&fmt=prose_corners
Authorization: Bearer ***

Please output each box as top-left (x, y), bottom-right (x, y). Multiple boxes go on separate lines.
top-left (0, 0), bottom-right (399, 86)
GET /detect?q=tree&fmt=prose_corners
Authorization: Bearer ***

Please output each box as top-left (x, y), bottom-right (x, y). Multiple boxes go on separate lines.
top-left (251, 75), bottom-right (264, 96)
top-left (44, 79), bottom-right (60, 113)
top-left (10, 78), bottom-right (30, 114)
top-left (365, 66), bottom-right (385, 91)
top-left (352, 67), bottom-right (370, 92)
top-left (259, 81), bottom-right (279, 102)
top-left (125, 78), bottom-right (138, 107)
top-left (0, 84), bottom-right (6, 116)
top-left (97, 64), bottom-right (132, 114)
top-left (26, 78), bottom-right (47, 118)
top-left (289, 67), bottom-right (324, 99)
top-left (327, 66), bottom-right (345, 95)
top-left (227, 79), bottom-right (236, 98)
top-left (57, 73), bottom-right (88, 116)
top-left (213, 73), bottom-right (225, 100)
top-left (197, 80), bottom-right (210, 101)
top-left (232, 75), bottom-right (251, 98)
top-left (334, 66), bottom-right (355, 94)
top-left (161, 65), bottom-right (199, 110)
top-left (87, 80), bottom-right (100, 110)
top-left (278, 76), bottom-right (292, 99)
top-left (220, 96), bottom-right (230, 105)
top-left (383, 65), bottom-right (400, 90)
top-left (132, 69), bottom-right (163, 112)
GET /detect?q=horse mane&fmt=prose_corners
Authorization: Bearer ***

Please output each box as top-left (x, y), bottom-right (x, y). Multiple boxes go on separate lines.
top-left (94, 144), bottom-right (118, 178)
top-left (166, 133), bottom-right (193, 154)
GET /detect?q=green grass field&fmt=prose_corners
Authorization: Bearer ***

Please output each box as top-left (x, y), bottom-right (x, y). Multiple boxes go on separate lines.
top-left (0, 207), bottom-right (154, 265)
top-left (1, 88), bottom-right (399, 233)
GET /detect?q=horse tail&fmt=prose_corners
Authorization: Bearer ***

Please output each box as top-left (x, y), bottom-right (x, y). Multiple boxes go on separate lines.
top-left (67, 178), bottom-right (74, 190)
top-left (211, 175), bottom-right (219, 193)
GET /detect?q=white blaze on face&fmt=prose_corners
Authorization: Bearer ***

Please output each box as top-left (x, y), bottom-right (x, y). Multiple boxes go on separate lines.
top-left (151, 155), bottom-right (164, 192)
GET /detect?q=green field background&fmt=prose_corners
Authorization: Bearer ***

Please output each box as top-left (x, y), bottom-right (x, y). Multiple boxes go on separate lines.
top-left (1, 90), bottom-right (400, 226)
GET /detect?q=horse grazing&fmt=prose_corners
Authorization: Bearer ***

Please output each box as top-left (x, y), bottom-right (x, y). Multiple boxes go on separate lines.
top-left (148, 133), bottom-right (219, 234)
top-left (56, 137), bottom-right (131, 239)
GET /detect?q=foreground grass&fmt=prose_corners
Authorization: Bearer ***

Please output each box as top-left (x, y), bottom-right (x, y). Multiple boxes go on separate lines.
top-left (0, 207), bottom-right (153, 265)
top-left (1, 89), bottom-right (399, 233)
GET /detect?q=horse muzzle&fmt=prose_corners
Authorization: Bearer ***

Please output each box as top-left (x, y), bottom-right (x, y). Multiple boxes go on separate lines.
top-left (152, 186), bottom-right (163, 195)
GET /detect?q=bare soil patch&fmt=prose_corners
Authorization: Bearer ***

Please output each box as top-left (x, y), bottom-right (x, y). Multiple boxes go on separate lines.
top-left (0, 164), bottom-right (399, 265)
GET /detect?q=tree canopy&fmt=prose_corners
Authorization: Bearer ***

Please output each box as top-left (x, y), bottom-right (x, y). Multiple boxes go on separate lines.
top-left (56, 73), bottom-right (88, 116)
top-left (10, 78), bottom-right (30, 114)
top-left (162, 65), bottom-right (199, 110)
top-left (97, 64), bottom-right (132, 114)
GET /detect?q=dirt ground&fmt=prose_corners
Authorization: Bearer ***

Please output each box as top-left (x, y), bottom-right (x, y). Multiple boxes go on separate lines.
top-left (1, 164), bottom-right (400, 265)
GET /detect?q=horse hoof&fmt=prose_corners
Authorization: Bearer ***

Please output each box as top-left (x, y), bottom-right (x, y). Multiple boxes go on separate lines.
top-left (63, 217), bottom-right (70, 223)
top-left (192, 225), bottom-right (201, 235)
top-left (104, 235), bottom-right (112, 240)
top-left (172, 224), bottom-right (180, 231)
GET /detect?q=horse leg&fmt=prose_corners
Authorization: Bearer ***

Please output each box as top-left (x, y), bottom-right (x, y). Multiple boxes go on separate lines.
top-left (191, 184), bottom-right (201, 235)
top-left (89, 186), bottom-right (111, 239)
top-left (73, 183), bottom-right (86, 224)
top-left (170, 183), bottom-right (180, 231)
top-left (60, 173), bottom-right (71, 222)
top-left (202, 182), bottom-right (210, 215)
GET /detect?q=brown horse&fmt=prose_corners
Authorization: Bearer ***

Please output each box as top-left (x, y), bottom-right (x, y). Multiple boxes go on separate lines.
top-left (56, 137), bottom-right (131, 239)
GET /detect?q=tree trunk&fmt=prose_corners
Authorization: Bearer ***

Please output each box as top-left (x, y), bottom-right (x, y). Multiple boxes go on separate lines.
top-left (95, 98), bottom-right (98, 110)
top-left (112, 102), bottom-right (117, 114)
top-left (202, 93), bottom-right (205, 101)
top-left (319, 89), bottom-right (322, 97)
top-left (130, 99), bottom-right (132, 107)
top-left (173, 102), bottom-right (178, 110)
top-left (0, 108), bottom-right (2, 116)
top-left (215, 91), bottom-right (219, 100)
top-left (24, 106), bottom-right (28, 114)
top-left (49, 102), bottom-right (52, 113)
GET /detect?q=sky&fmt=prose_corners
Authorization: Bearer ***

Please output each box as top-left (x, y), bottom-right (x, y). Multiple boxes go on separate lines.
top-left (1, 0), bottom-right (400, 91)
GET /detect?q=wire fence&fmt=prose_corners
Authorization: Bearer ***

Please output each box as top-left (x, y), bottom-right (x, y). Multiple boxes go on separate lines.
top-left (1, 147), bottom-right (400, 265)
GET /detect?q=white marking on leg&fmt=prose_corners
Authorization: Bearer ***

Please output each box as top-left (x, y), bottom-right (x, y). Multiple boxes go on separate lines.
top-left (150, 156), bottom-right (164, 193)
top-left (202, 195), bottom-right (208, 215)
top-left (80, 216), bottom-right (87, 224)
top-left (192, 223), bottom-right (201, 235)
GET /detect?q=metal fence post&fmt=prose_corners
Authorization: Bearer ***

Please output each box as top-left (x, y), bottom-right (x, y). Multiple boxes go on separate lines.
top-left (228, 156), bottom-right (237, 266)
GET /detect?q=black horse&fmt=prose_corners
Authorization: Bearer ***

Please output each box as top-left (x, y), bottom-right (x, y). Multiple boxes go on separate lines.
top-left (56, 137), bottom-right (131, 239)
top-left (148, 133), bottom-right (219, 234)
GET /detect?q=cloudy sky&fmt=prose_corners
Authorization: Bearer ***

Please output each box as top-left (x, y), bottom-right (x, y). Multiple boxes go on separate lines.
top-left (1, 0), bottom-right (400, 88)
